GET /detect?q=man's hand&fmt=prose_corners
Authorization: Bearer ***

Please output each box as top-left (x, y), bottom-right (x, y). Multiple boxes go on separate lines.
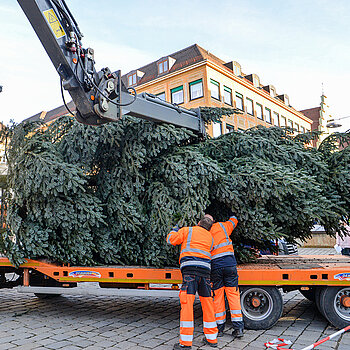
top-left (172, 224), bottom-right (180, 232)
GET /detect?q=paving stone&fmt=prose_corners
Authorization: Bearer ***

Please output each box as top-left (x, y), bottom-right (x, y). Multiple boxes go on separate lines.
top-left (0, 344), bottom-right (17, 350)
top-left (8, 345), bottom-right (41, 350)
top-left (45, 341), bottom-right (73, 349)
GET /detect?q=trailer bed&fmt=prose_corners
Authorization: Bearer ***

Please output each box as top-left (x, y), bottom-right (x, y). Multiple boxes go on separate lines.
top-left (1, 255), bottom-right (350, 287)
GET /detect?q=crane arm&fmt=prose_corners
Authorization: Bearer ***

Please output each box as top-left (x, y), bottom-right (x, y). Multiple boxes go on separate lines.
top-left (17, 0), bottom-right (205, 135)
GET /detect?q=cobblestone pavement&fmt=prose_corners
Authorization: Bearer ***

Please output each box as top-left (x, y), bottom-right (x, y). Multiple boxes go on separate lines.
top-left (0, 288), bottom-right (350, 349)
top-left (0, 247), bottom-right (349, 350)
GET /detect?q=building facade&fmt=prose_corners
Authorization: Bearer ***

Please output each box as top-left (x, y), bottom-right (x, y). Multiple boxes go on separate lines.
top-left (300, 94), bottom-right (332, 147)
top-left (122, 44), bottom-right (313, 136)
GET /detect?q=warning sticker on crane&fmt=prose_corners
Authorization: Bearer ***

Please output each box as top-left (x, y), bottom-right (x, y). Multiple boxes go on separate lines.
top-left (43, 9), bottom-right (66, 39)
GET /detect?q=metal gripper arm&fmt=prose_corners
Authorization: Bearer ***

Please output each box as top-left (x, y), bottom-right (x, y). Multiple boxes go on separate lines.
top-left (17, 0), bottom-right (205, 135)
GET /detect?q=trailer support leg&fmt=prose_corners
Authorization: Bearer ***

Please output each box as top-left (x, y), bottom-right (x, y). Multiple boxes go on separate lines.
top-left (23, 268), bottom-right (30, 287)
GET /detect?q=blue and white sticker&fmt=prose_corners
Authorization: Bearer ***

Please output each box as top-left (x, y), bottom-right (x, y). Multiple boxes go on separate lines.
top-left (334, 273), bottom-right (350, 281)
top-left (69, 270), bottom-right (101, 278)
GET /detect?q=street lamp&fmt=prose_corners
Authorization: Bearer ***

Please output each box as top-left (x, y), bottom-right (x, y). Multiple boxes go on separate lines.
top-left (326, 116), bottom-right (350, 129)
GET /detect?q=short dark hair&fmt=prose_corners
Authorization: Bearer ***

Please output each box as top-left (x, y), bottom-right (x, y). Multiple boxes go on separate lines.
top-left (198, 216), bottom-right (214, 231)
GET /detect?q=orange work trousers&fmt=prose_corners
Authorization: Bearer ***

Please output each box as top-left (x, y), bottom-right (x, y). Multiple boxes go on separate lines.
top-left (179, 274), bottom-right (218, 347)
top-left (211, 265), bottom-right (244, 332)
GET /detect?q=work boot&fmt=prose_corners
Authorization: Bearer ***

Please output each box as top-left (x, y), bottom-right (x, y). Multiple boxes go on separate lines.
top-left (202, 337), bottom-right (218, 347)
top-left (173, 343), bottom-right (192, 349)
top-left (217, 330), bottom-right (224, 337)
top-left (232, 328), bottom-right (244, 339)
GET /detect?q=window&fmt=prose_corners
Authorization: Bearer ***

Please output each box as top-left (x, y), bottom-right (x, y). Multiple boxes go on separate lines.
top-left (265, 108), bottom-right (272, 123)
top-left (158, 59), bottom-right (168, 74)
top-left (212, 122), bottom-right (222, 138)
top-left (210, 79), bottom-right (220, 100)
top-left (301, 126), bottom-right (305, 133)
top-left (235, 92), bottom-right (244, 111)
top-left (273, 112), bottom-right (279, 126)
top-left (225, 124), bottom-right (235, 134)
top-left (128, 73), bottom-right (137, 86)
top-left (256, 103), bottom-right (263, 120)
top-left (171, 86), bottom-right (184, 104)
top-left (288, 119), bottom-right (293, 128)
top-left (295, 123), bottom-right (300, 133)
top-left (156, 92), bottom-right (166, 101)
top-left (238, 128), bottom-right (245, 133)
top-left (280, 116), bottom-right (287, 127)
top-left (246, 98), bottom-right (254, 115)
top-left (189, 79), bottom-right (203, 100)
top-left (223, 86), bottom-right (232, 105)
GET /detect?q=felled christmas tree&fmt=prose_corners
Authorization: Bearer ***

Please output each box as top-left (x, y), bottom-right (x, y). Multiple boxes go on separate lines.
top-left (1, 108), bottom-right (349, 267)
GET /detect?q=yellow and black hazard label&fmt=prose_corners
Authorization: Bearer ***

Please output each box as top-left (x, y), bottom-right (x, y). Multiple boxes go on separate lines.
top-left (43, 8), bottom-right (66, 39)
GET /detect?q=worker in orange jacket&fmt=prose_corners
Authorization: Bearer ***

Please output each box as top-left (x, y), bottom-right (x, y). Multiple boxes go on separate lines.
top-left (210, 215), bottom-right (244, 338)
top-left (167, 214), bottom-right (218, 350)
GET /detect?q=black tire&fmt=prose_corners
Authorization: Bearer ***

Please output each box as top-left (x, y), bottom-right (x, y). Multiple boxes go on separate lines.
top-left (240, 286), bottom-right (283, 330)
top-left (319, 286), bottom-right (350, 329)
top-left (299, 288), bottom-right (316, 302)
top-left (315, 287), bottom-right (326, 316)
top-left (34, 293), bottom-right (61, 299)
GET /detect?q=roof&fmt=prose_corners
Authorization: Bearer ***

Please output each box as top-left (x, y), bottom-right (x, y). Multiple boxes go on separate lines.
top-left (122, 44), bottom-right (226, 86)
top-left (121, 44), bottom-right (312, 123)
top-left (300, 107), bottom-right (321, 124)
top-left (23, 101), bottom-right (76, 124)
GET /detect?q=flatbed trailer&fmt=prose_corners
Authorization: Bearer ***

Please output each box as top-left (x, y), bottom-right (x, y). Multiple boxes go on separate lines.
top-left (1, 255), bottom-right (350, 330)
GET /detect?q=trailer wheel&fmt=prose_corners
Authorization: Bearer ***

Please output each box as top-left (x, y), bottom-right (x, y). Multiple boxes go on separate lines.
top-left (314, 287), bottom-right (326, 316)
top-left (319, 287), bottom-right (350, 329)
top-left (34, 293), bottom-right (61, 299)
top-left (240, 286), bottom-right (283, 330)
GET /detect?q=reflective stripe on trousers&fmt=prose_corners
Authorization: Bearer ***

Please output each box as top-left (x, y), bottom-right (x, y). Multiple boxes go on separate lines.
top-left (230, 309), bottom-right (243, 322)
top-left (180, 334), bottom-right (193, 342)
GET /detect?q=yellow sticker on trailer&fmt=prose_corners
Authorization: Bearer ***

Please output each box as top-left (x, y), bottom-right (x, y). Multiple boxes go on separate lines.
top-left (43, 9), bottom-right (66, 39)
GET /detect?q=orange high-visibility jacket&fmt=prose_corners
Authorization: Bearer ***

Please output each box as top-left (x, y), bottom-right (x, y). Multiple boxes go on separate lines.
top-left (167, 226), bottom-right (214, 270)
top-left (210, 216), bottom-right (238, 260)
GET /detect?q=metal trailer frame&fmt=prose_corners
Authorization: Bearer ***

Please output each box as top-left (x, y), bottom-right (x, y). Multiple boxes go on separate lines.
top-left (1, 255), bottom-right (350, 329)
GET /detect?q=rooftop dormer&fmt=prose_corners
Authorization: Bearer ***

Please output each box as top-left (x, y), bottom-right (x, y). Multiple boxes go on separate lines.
top-left (127, 70), bottom-right (145, 87)
top-left (244, 73), bottom-right (260, 87)
top-left (277, 94), bottom-right (290, 106)
top-left (224, 61), bottom-right (241, 76)
top-left (263, 85), bottom-right (276, 97)
top-left (157, 56), bottom-right (176, 75)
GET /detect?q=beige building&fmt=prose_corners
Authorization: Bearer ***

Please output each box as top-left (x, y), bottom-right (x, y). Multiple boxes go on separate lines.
top-left (122, 44), bottom-right (313, 136)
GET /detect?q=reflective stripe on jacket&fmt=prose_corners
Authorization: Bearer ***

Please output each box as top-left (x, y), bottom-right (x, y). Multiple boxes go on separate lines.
top-left (210, 216), bottom-right (238, 260)
top-left (166, 226), bottom-right (214, 270)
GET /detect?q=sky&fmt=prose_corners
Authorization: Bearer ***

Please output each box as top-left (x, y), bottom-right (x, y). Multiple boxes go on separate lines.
top-left (0, 0), bottom-right (349, 131)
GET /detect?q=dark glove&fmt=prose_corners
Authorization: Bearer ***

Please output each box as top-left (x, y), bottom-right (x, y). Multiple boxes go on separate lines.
top-left (172, 224), bottom-right (180, 232)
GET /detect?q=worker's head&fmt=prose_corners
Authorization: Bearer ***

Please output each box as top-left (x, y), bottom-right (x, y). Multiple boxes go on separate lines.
top-left (198, 214), bottom-right (214, 231)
